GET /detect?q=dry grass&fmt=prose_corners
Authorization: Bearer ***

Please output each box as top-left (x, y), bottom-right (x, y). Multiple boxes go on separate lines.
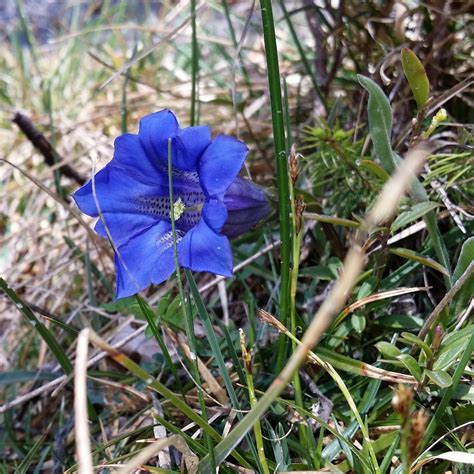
top-left (1, 1), bottom-right (472, 472)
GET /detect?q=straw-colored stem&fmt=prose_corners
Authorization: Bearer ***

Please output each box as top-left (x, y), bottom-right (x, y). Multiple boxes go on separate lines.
top-left (198, 145), bottom-right (429, 472)
top-left (167, 138), bottom-right (215, 470)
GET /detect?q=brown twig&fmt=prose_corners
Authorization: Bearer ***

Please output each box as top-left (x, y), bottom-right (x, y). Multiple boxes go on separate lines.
top-left (12, 111), bottom-right (86, 185)
top-left (304, 0), bottom-right (329, 88)
top-left (416, 261), bottom-right (474, 342)
top-left (324, 0), bottom-right (345, 93)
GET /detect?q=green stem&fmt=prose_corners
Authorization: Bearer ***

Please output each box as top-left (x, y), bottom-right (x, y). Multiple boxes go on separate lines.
top-left (0, 278), bottom-right (72, 375)
top-left (244, 355), bottom-right (270, 474)
top-left (400, 415), bottom-right (411, 474)
top-left (167, 139), bottom-right (215, 471)
top-left (190, 0), bottom-right (198, 126)
top-left (289, 173), bottom-right (314, 462)
top-left (278, 0), bottom-right (327, 112)
top-left (423, 332), bottom-right (474, 447)
top-left (134, 295), bottom-right (183, 395)
top-left (221, 0), bottom-right (252, 91)
top-left (121, 64), bottom-right (130, 134)
top-left (260, 0), bottom-right (291, 371)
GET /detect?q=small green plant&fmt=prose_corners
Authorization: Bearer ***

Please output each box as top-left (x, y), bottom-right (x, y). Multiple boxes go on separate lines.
top-left (1, 2), bottom-right (472, 473)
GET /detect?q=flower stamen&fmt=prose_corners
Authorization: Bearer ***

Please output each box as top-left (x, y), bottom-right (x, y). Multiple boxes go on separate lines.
top-left (171, 197), bottom-right (186, 221)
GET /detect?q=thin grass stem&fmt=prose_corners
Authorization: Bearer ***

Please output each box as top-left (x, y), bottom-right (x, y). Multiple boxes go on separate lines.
top-left (240, 330), bottom-right (270, 474)
top-left (259, 0), bottom-right (291, 371)
top-left (190, 0), bottom-right (199, 126)
top-left (278, 0), bottom-right (328, 112)
top-left (288, 157), bottom-right (315, 462)
top-left (167, 138), bottom-right (215, 471)
top-left (198, 145), bottom-right (428, 472)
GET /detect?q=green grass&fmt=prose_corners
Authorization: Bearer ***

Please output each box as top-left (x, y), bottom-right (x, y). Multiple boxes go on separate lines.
top-left (1, 1), bottom-right (473, 473)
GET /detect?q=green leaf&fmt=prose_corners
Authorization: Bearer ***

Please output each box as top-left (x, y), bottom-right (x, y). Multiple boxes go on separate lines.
top-left (453, 237), bottom-right (474, 282)
top-left (0, 370), bottom-right (59, 385)
top-left (436, 345), bottom-right (465, 369)
top-left (375, 341), bottom-right (401, 358)
top-left (389, 247), bottom-right (448, 276)
top-left (400, 332), bottom-right (433, 360)
top-left (102, 295), bottom-right (184, 331)
top-left (401, 48), bottom-right (430, 109)
top-left (453, 386), bottom-right (474, 403)
top-left (453, 404), bottom-right (474, 427)
top-left (434, 325), bottom-right (473, 371)
top-left (0, 278), bottom-right (72, 375)
top-left (451, 237), bottom-right (474, 316)
top-left (91, 333), bottom-right (251, 469)
top-left (439, 323), bottom-right (473, 348)
top-left (397, 354), bottom-right (423, 381)
top-left (101, 296), bottom-right (146, 319)
top-left (299, 265), bottom-right (338, 280)
top-left (357, 277), bottom-right (377, 299)
top-left (425, 369), bottom-right (453, 388)
top-left (374, 314), bottom-right (423, 329)
top-left (359, 75), bottom-right (451, 285)
top-left (17, 425), bottom-right (51, 472)
top-left (357, 74), bottom-right (395, 173)
top-left (358, 159), bottom-right (390, 182)
top-left (425, 333), bottom-right (474, 442)
top-left (391, 202), bottom-right (440, 232)
top-left (351, 313), bottom-right (366, 333)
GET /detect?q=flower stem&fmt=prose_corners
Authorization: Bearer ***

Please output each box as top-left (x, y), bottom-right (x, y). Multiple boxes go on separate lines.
top-left (190, 0), bottom-right (198, 126)
top-left (240, 330), bottom-right (270, 474)
top-left (278, 0), bottom-right (327, 113)
top-left (167, 138), bottom-right (215, 471)
top-left (260, 0), bottom-right (291, 370)
top-left (289, 170), bottom-right (318, 465)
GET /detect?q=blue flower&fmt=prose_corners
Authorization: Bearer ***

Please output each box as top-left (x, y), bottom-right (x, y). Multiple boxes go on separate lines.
top-left (73, 109), bottom-right (270, 299)
top-left (221, 177), bottom-right (272, 238)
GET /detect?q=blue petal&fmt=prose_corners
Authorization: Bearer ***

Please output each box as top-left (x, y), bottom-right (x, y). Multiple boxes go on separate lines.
top-left (202, 198), bottom-right (227, 233)
top-left (198, 135), bottom-right (248, 196)
top-left (138, 111), bottom-right (211, 172)
top-left (221, 177), bottom-right (272, 238)
top-left (94, 212), bottom-right (159, 248)
top-left (112, 133), bottom-right (165, 183)
top-left (175, 126), bottom-right (211, 170)
top-left (73, 166), bottom-right (168, 217)
top-left (178, 220), bottom-right (233, 276)
top-left (114, 221), bottom-right (176, 298)
top-left (138, 109), bottom-right (179, 167)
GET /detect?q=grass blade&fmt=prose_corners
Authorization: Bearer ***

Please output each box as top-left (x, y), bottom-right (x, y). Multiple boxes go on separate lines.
top-left (87, 330), bottom-right (252, 469)
top-left (259, 0), bottom-right (291, 343)
top-left (0, 278), bottom-right (73, 375)
top-left (186, 270), bottom-right (261, 466)
top-left (357, 74), bottom-right (451, 285)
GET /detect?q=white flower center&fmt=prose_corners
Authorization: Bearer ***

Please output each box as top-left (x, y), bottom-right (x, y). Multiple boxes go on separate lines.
top-left (171, 197), bottom-right (186, 221)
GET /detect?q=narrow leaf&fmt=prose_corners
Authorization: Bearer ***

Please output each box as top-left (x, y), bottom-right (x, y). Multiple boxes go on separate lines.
top-left (400, 332), bottom-right (433, 360)
top-left (389, 247), bottom-right (448, 276)
top-left (401, 48), bottom-right (430, 109)
top-left (425, 369), bottom-right (453, 388)
top-left (452, 237), bottom-right (474, 316)
top-left (357, 74), bottom-right (395, 173)
top-left (391, 201), bottom-right (440, 232)
top-left (359, 159), bottom-right (390, 182)
top-left (397, 353), bottom-right (423, 381)
top-left (375, 342), bottom-right (401, 358)
top-left (434, 325), bottom-right (473, 371)
top-left (0, 278), bottom-right (72, 374)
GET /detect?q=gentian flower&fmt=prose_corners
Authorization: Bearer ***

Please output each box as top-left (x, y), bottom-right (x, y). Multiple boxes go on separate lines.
top-left (221, 177), bottom-right (272, 238)
top-left (73, 110), bottom-right (271, 299)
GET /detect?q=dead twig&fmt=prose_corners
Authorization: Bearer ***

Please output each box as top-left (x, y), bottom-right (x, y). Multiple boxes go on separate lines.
top-left (416, 261), bottom-right (474, 343)
top-left (12, 111), bottom-right (86, 185)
